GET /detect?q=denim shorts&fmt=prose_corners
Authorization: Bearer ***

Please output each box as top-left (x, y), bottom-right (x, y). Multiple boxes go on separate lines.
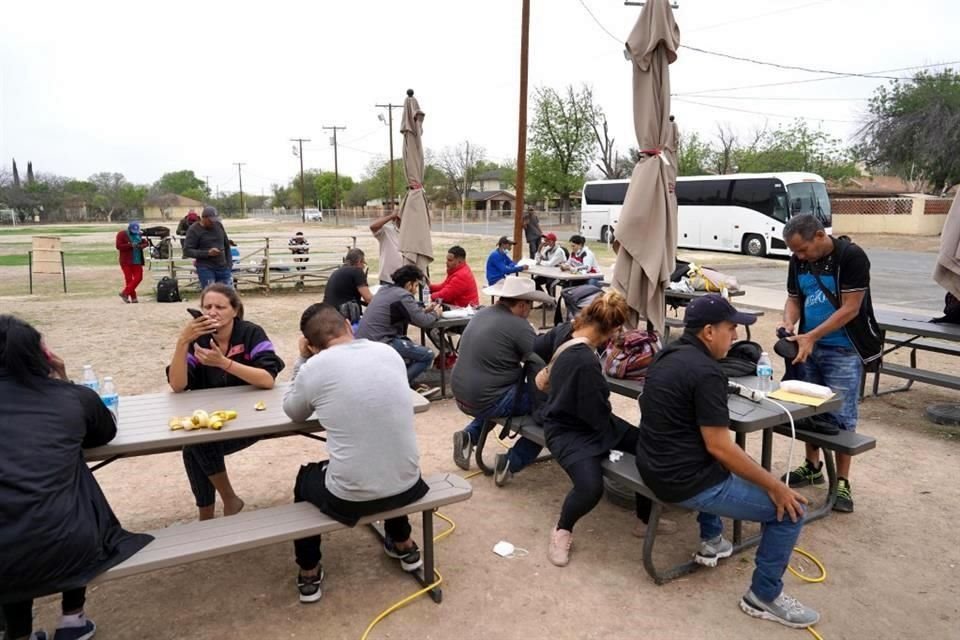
top-left (802, 343), bottom-right (863, 431)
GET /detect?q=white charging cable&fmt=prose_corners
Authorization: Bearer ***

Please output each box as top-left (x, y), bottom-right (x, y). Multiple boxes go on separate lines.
top-left (762, 396), bottom-right (796, 489)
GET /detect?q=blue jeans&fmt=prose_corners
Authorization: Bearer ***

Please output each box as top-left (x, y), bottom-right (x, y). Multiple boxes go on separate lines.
top-left (802, 343), bottom-right (863, 431)
top-left (678, 475), bottom-right (805, 603)
top-left (197, 265), bottom-right (234, 289)
top-left (389, 337), bottom-right (434, 383)
top-left (462, 383), bottom-right (542, 471)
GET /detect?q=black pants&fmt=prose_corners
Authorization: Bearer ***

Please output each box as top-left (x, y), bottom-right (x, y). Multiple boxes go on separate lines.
top-left (3, 588), bottom-right (86, 639)
top-left (557, 427), bottom-right (652, 532)
top-left (292, 462), bottom-right (428, 571)
top-left (182, 437), bottom-right (259, 508)
top-left (528, 237), bottom-right (542, 259)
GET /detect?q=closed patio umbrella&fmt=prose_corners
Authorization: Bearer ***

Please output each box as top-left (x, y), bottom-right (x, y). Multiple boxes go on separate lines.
top-left (397, 89), bottom-right (434, 273)
top-left (611, 0), bottom-right (680, 333)
top-left (934, 195), bottom-right (960, 300)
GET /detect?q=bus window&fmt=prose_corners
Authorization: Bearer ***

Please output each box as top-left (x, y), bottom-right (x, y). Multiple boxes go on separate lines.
top-left (811, 182), bottom-right (832, 227)
top-left (787, 183), bottom-right (815, 216)
top-left (584, 182), bottom-right (629, 205)
top-left (730, 178), bottom-right (776, 217)
top-left (677, 180), bottom-right (731, 206)
top-left (773, 193), bottom-right (789, 222)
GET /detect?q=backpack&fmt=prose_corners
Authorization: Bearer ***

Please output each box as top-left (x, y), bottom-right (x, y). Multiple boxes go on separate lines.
top-left (560, 284), bottom-right (603, 321)
top-left (719, 340), bottom-right (762, 378)
top-left (602, 329), bottom-right (661, 380)
top-left (932, 292), bottom-right (960, 324)
top-left (156, 276), bottom-right (181, 303)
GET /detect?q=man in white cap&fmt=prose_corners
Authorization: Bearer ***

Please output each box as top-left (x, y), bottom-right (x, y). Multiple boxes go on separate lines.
top-left (451, 276), bottom-right (553, 485)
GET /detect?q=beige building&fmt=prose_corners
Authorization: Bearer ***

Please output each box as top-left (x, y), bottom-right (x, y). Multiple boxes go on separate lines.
top-left (143, 194), bottom-right (205, 221)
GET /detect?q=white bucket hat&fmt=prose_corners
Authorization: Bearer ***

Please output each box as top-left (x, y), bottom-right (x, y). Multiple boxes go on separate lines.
top-left (482, 276), bottom-right (555, 305)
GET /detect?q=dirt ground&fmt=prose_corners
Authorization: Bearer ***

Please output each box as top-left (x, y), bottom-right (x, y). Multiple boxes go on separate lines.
top-left (3, 230), bottom-right (959, 640)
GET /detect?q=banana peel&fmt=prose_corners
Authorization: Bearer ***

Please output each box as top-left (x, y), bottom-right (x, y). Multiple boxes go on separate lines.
top-left (254, 401), bottom-right (266, 411)
top-left (169, 409), bottom-right (239, 431)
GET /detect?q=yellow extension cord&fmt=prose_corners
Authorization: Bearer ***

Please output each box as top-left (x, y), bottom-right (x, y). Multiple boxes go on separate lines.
top-left (359, 469), bottom-right (483, 640)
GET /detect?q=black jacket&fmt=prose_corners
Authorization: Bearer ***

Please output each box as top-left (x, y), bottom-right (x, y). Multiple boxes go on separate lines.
top-left (0, 372), bottom-right (153, 603)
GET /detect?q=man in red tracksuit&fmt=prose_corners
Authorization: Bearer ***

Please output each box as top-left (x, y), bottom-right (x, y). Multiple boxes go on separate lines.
top-left (429, 246), bottom-right (479, 308)
top-left (116, 220), bottom-right (150, 303)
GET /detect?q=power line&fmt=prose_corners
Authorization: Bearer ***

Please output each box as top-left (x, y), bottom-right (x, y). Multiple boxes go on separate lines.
top-left (682, 45), bottom-right (900, 80)
top-left (687, 0), bottom-right (833, 33)
top-left (674, 94), bottom-right (867, 102)
top-left (675, 61), bottom-right (960, 95)
top-left (575, 0), bottom-right (621, 43)
top-left (672, 97), bottom-right (860, 124)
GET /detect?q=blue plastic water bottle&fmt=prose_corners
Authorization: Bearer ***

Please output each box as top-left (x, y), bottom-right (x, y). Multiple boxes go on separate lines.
top-left (756, 352), bottom-right (774, 392)
top-left (100, 376), bottom-right (120, 421)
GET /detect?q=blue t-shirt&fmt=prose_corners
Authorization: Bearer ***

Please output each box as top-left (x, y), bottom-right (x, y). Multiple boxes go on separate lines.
top-left (787, 242), bottom-right (871, 348)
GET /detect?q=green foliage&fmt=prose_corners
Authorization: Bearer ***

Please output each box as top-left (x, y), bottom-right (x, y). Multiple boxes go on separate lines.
top-left (314, 172), bottom-right (355, 209)
top-left (153, 170), bottom-right (210, 198)
top-left (735, 121), bottom-right (859, 181)
top-left (858, 68), bottom-right (960, 193)
top-left (527, 85), bottom-right (597, 208)
top-left (677, 132), bottom-right (714, 176)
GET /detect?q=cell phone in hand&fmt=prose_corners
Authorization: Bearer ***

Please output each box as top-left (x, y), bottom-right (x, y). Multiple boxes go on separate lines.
top-left (187, 308), bottom-right (213, 348)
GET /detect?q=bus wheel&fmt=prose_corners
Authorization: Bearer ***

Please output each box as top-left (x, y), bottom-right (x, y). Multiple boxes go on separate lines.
top-left (743, 234), bottom-right (766, 257)
top-left (601, 226), bottom-right (615, 244)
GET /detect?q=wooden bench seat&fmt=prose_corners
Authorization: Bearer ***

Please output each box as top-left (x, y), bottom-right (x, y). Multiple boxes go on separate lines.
top-left (93, 473), bottom-right (472, 602)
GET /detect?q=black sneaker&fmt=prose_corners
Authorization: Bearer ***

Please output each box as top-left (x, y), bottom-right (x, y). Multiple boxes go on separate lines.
top-left (833, 478), bottom-right (854, 513)
top-left (452, 430), bottom-right (473, 471)
top-left (384, 537), bottom-right (424, 572)
top-left (783, 460), bottom-right (824, 486)
top-left (297, 568), bottom-right (324, 603)
top-left (53, 620), bottom-right (96, 640)
top-left (493, 453), bottom-right (513, 487)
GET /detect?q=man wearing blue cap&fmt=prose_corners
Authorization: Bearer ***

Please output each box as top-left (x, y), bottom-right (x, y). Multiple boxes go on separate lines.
top-left (115, 220), bottom-right (150, 303)
top-left (635, 294), bottom-right (820, 630)
top-left (183, 206), bottom-right (233, 288)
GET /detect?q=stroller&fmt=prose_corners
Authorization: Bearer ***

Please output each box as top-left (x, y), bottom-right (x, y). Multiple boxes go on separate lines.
top-left (142, 225), bottom-right (173, 259)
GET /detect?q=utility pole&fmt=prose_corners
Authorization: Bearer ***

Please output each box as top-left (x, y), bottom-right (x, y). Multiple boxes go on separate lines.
top-left (234, 162), bottom-right (246, 217)
top-left (204, 176), bottom-right (211, 198)
top-left (290, 138), bottom-right (311, 223)
top-left (375, 103), bottom-right (402, 212)
top-left (512, 0), bottom-right (531, 261)
top-left (322, 125), bottom-right (346, 219)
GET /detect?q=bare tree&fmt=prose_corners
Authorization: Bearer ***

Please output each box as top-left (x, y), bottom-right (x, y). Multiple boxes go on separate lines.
top-left (714, 123), bottom-right (738, 174)
top-left (436, 141), bottom-right (486, 213)
top-left (591, 109), bottom-right (626, 179)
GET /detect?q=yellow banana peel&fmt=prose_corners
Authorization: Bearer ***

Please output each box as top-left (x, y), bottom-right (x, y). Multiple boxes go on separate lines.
top-left (170, 409), bottom-right (238, 430)
top-left (191, 410), bottom-right (210, 428)
top-left (254, 401), bottom-right (266, 411)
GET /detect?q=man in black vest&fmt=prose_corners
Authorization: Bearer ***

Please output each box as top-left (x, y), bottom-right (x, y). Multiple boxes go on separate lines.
top-left (780, 214), bottom-right (881, 513)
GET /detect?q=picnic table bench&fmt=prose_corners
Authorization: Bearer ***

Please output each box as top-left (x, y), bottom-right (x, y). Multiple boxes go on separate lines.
top-left (92, 473), bottom-right (472, 603)
top-left (472, 375), bottom-right (876, 584)
top-left (867, 309), bottom-right (960, 396)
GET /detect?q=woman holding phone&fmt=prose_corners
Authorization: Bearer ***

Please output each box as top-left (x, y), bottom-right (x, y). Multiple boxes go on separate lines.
top-left (167, 283), bottom-right (285, 520)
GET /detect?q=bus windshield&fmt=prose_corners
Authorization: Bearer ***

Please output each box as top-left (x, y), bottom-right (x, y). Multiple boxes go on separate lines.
top-left (787, 182), bottom-right (832, 227)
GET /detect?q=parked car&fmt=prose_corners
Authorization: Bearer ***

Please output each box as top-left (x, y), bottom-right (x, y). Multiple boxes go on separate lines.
top-left (304, 209), bottom-right (323, 222)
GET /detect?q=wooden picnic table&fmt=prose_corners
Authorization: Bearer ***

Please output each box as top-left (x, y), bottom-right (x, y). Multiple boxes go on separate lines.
top-left (869, 309), bottom-right (960, 395)
top-left (85, 383), bottom-right (430, 468)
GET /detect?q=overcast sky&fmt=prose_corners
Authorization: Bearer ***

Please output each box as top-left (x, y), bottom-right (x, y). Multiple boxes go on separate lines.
top-left (1, 0), bottom-right (957, 195)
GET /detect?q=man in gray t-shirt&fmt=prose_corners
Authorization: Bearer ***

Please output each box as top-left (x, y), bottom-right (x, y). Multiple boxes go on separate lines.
top-left (450, 276), bottom-right (553, 486)
top-left (282, 303), bottom-right (429, 603)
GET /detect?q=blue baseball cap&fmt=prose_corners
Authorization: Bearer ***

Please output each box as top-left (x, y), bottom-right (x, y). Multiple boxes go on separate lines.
top-left (684, 294), bottom-right (757, 329)
top-left (127, 220), bottom-right (141, 233)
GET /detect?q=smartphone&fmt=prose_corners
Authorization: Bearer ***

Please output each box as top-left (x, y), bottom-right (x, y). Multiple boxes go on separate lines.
top-left (187, 308), bottom-right (213, 348)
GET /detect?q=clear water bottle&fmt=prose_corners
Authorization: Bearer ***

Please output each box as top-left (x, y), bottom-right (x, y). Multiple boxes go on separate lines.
top-left (423, 284), bottom-right (432, 306)
top-left (100, 376), bottom-right (119, 421)
top-left (81, 364), bottom-right (100, 393)
top-left (756, 352), bottom-right (774, 392)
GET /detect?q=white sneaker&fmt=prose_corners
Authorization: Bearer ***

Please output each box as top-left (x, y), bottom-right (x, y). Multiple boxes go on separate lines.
top-left (694, 535), bottom-right (733, 567)
top-left (740, 590), bottom-right (820, 629)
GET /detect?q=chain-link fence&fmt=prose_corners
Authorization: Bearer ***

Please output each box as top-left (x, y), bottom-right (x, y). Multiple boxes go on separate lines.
top-left (830, 197), bottom-right (913, 215)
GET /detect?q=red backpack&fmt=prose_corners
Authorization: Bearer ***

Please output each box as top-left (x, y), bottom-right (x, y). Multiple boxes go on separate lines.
top-left (602, 330), bottom-right (661, 380)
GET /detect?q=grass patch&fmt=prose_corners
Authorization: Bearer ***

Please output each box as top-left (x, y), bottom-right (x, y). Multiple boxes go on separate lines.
top-left (0, 250), bottom-right (118, 267)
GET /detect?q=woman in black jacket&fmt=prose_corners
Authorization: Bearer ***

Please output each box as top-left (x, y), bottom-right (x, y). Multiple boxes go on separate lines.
top-left (167, 283), bottom-right (285, 521)
top-left (541, 291), bottom-right (675, 567)
top-left (0, 315), bottom-right (152, 640)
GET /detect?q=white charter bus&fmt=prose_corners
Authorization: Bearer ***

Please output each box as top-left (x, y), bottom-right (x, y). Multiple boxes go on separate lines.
top-left (579, 172), bottom-right (832, 257)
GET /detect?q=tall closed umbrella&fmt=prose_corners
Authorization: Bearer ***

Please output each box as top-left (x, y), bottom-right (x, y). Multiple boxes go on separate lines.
top-left (934, 195), bottom-right (960, 299)
top-left (397, 89), bottom-right (433, 272)
top-left (612, 0), bottom-right (680, 333)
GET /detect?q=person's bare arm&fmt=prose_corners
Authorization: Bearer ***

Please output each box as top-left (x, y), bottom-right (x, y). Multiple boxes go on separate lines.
top-left (357, 285), bottom-right (374, 305)
top-left (369, 213), bottom-right (398, 234)
top-left (780, 296), bottom-right (802, 332)
top-left (168, 316), bottom-right (219, 392)
top-left (701, 426), bottom-right (807, 522)
top-left (193, 342), bottom-right (276, 389)
top-left (790, 290), bottom-right (865, 363)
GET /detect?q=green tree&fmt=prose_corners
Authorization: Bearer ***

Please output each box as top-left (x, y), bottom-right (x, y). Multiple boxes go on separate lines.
top-left (153, 170), bottom-right (210, 198)
top-left (361, 158), bottom-right (405, 203)
top-left (314, 171), bottom-right (355, 209)
top-left (677, 131), bottom-right (714, 176)
top-left (858, 68), bottom-right (960, 193)
top-left (345, 182), bottom-right (370, 208)
top-left (527, 84), bottom-right (597, 214)
top-left (736, 120), bottom-right (859, 181)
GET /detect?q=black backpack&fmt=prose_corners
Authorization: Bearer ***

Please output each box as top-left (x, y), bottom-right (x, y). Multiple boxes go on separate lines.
top-left (156, 276), bottom-right (181, 303)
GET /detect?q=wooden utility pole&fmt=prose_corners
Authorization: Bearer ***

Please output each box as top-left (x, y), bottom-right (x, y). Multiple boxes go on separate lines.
top-left (375, 103), bottom-right (402, 211)
top-left (233, 162), bottom-right (246, 217)
top-left (322, 126), bottom-right (347, 216)
top-left (290, 138), bottom-right (311, 223)
top-left (512, 0), bottom-right (531, 261)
